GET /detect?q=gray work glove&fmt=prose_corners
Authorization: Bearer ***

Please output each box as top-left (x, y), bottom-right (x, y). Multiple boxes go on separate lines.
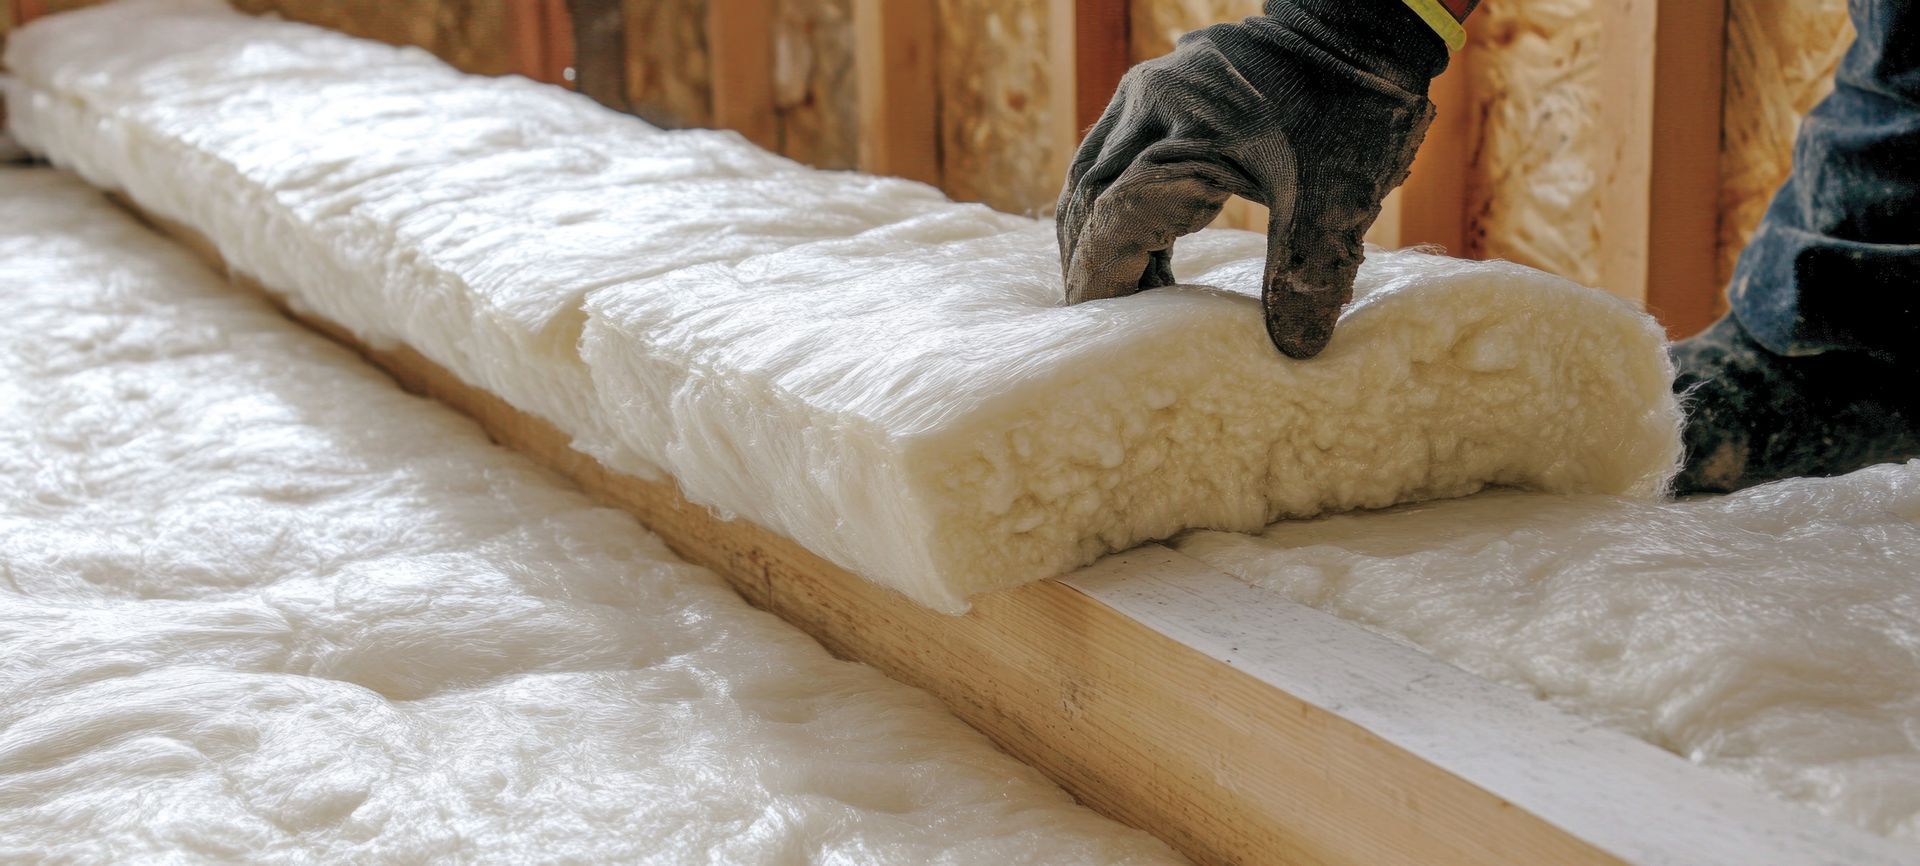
top-left (1057, 0), bottom-right (1449, 359)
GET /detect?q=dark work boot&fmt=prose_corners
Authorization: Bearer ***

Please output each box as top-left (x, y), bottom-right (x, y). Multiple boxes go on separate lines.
top-left (1670, 314), bottom-right (1920, 494)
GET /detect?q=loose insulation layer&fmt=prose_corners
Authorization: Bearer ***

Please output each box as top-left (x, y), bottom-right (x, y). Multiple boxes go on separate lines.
top-left (0, 166), bottom-right (1184, 864)
top-left (1177, 471), bottom-right (1920, 845)
top-left (4, 0), bottom-right (1683, 612)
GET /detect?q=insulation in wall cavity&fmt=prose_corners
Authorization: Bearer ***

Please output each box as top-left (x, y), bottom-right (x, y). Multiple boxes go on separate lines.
top-left (1716, 0), bottom-right (1853, 287)
top-left (936, 0), bottom-right (1056, 215)
top-left (773, 0), bottom-right (857, 170)
top-left (17, 0), bottom-right (103, 16)
top-left (623, 0), bottom-right (712, 128)
top-left (230, 0), bottom-right (515, 75)
top-left (1126, 0), bottom-right (1259, 63)
top-left (18, 0), bottom-right (521, 75)
top-left (1461, 0), bottom-right (1604, 288)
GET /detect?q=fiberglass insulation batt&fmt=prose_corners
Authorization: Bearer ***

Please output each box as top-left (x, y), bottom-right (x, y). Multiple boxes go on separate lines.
top-left (4, 0), bottom-right (1683, 612)
top-left (0, 166), bottom-right (1184, 864)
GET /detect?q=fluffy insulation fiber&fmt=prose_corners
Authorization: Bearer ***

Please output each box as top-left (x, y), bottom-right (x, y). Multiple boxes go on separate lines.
top-left (0, 167), bottom-right (1185, 863)
top-left (1177, 471), bottom-right (1920, 844)
top-left (4, 0), bottom-right (1683, 612)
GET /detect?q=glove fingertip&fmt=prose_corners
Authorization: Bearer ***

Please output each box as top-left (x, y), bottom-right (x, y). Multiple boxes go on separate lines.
top-left (1065, 251), bottom-right (1149, 305)
top-left (1262, 275), bottom-right (1351, 360)
top-left (1267, 314), bottom-right (1337, 360)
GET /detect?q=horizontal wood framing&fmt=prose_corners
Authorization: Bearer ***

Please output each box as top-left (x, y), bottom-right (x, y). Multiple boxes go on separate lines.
top-left (111, 192), bottom-right (1913, 866)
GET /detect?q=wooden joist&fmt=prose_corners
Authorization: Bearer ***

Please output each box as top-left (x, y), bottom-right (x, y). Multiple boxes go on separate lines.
top-left (119, 195), bottom-right (1914, 866)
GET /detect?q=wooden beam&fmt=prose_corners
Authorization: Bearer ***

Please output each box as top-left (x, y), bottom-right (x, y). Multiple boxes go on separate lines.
top-left (1367, 47), bottom-right (1472, 255)
top-left (1048, 0), bottom-right (1130, 196)
top-left (851, 0), bottom-right (939, 185)
top-left (1597, 0), bottom-right (1727, 338)
top-left (706, 0), bottom-right (777, 151)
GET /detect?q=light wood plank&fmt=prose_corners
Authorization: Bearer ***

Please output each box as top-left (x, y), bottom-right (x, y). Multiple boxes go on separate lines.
top-left (706, 0), bottom-right (777, 150)
top-left (1597, 0), bottom-right (1728, 338)
top-left (851, 0), bottom-right (939, 185)
top-left (116, 196), bottom-right (1912, 866)
top-left (1047, 0), bottom-right (1130, 199)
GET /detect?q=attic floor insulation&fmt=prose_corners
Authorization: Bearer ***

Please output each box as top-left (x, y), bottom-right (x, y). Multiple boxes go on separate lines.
top-left (4, 0), bottom-right (1683, 612)
top-left (0, 167), bottom-right (1185, 864)
top-left (1177, 470), bottom-right (1920, 845)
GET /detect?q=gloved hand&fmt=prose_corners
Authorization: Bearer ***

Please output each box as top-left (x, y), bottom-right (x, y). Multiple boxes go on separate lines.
top-left (1056, 0), bottom-right (1450, 359)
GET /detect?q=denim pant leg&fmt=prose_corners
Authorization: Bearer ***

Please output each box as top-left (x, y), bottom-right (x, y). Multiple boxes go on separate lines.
top-left (1729, 0), bottom-right (1920, 361)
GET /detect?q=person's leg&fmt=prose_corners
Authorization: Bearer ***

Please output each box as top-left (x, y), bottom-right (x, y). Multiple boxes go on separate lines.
top-left (1730, 0), bottom-right (1920, 356)
top-left (1673, 0), bottom-right (1920, 493)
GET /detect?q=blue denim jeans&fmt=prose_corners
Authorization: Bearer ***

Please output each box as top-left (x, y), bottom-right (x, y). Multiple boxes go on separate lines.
top-left (1728, 0), bottom-right (1920, 360)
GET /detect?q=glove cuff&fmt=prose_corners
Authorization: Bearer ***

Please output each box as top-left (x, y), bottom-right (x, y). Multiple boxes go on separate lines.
top-left (1264, 0), bottom-right (1451, 94)
top-left (1399, 0), bottom-right (1466, 51)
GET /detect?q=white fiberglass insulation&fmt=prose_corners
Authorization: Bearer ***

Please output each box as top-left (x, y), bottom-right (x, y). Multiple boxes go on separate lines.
top-left (1177, 471), bottom-right (1920, 844)
top-left (0, 167), bottom-right (1185, 864)
top-left (3, 0), bottom-right (1683, 612)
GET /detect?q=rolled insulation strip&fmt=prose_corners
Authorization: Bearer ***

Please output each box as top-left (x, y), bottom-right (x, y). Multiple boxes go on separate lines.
top-left (4, 0), bottom-right (1683, 612)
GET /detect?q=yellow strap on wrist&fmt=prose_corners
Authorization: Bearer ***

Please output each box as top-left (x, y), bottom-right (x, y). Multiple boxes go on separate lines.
top-left (1400, 0), bottom-right (1466, 52)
